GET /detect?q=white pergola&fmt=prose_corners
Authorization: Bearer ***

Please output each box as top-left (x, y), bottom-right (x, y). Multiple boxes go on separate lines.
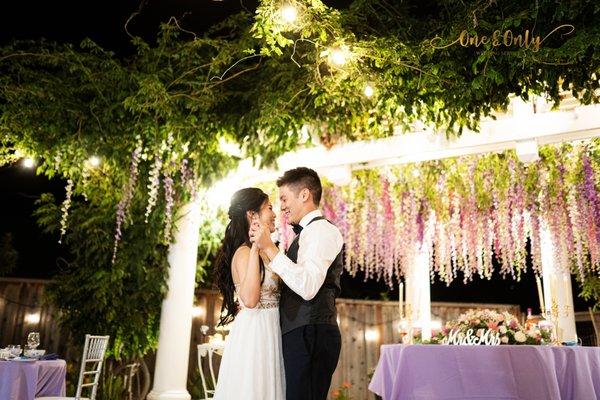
top-left (147, 96), bottom-right (600, 400)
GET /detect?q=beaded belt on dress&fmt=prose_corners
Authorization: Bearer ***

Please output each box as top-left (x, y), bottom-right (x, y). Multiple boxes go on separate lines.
top-left (256, 301), bottom-right (278, 309)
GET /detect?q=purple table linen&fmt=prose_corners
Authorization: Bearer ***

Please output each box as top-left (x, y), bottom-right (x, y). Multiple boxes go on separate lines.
top-left (369, 345), bottom-right (600, 400)
top-left (0, 359), bottom-right (67, 400)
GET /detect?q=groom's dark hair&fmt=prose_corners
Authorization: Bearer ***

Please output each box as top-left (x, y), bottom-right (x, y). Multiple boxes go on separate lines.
top-left (277, 167), bottom-right (322, 205)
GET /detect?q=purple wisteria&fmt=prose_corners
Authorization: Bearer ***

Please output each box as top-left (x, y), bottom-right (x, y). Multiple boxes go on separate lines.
top-left (321, 145), bottom-right (600, 285)
top-left (112, 141), bottom-right (143, 264)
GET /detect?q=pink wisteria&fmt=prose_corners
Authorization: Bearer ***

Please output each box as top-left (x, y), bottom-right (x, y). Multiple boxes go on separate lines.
top-left (321, 143), bottom-right (600, 286)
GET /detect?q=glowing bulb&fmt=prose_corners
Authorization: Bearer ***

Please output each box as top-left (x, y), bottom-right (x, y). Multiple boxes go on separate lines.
top-left (23, 157), bottom-right (35, 169)
top-left (329, 46), bottom-right (349, 66)
top-left (24, 312), bottom-right (40, 324)
top-left (365, 329), bottom-right (380, 342)
top-left (280, 4), bottom-right (298, 23)
top-left (364, 84), bottom-right (374, 98)
top-left (88, 156), bottom-right (101, 167)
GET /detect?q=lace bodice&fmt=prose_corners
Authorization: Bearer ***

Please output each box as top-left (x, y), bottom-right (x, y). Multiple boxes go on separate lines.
top-left (236, 267), bottom-right (280, 310)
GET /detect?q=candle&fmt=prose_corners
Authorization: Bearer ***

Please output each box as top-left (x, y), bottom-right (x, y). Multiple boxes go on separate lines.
top-left (399, 282), bottom-right (404, 320)
top-left (536, 276), bottom-right (546, 315)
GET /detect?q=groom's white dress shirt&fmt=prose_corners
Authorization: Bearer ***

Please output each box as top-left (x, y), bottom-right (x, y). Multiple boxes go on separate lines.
top-left (270, 209), bottom-right (344, 301)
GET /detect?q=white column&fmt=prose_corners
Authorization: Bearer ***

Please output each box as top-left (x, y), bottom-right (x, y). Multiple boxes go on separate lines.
top-left (148, 196), bottom-right (202, 400)
top-left (540, 224), bottom-right (578, 343)
top-left (405, 246), bottom-right (432, 341)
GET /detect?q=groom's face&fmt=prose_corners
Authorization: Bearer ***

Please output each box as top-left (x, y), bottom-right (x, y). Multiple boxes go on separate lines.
top-left (279, 184), bottom-right (304, 225)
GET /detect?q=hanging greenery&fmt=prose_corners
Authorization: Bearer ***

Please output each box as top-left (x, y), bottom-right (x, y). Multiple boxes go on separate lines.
top-left (322, 139), bottom-right (600, 286)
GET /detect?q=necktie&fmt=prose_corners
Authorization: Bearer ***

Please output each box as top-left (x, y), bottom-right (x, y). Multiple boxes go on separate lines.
top-left (292, 223), bottom-right (303, 235)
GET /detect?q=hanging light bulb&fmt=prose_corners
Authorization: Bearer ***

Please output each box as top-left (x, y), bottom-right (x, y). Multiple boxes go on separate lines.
top-left (88, 155), bottom-right (101, 167)
top-left (364, 84), bottom-right (375, 98)
top-left (280, 4), bottom-right (298, 24)
top-left (22, 157), bottom-right (36, 169)
top-left (328, 46), bottom-right (350, 67)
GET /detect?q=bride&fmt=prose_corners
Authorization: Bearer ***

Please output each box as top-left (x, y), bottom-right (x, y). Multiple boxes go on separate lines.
top-left (213, 187), bottom-right (285, 399)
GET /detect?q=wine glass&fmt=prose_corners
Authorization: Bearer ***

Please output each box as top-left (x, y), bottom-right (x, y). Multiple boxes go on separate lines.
top-left (27, 332), bottom-right (40, 350)
top-left (8, 344), bottom-right (21, 357)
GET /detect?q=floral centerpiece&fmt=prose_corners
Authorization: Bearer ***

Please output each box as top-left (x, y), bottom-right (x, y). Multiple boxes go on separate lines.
top-left (428, 309), bottom-right (550, 345)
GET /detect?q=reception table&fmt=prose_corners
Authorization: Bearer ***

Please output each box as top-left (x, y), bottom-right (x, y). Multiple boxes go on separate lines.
top-left (0, 359), bottom-right (67, 400)
top-left (369, 345), bottom-right (600, 400)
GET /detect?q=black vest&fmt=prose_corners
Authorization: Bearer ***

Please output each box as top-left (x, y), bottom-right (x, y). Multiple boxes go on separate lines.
top-left (279, 216), bottom-right (343, 334)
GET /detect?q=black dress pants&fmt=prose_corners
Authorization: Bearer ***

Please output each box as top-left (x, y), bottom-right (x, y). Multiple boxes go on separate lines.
top-left (282, 324), bottom-right (342, 400)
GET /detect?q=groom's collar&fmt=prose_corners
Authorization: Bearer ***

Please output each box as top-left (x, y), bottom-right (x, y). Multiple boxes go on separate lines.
top-left (298, 209), bottom-right (322, 228)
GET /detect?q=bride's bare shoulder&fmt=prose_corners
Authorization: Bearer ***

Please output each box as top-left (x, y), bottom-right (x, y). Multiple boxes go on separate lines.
top-left (232, 244), bottom-right (251, 264)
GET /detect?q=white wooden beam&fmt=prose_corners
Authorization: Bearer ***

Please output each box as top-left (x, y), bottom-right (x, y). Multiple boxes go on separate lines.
top-left (237, 102), bottom-right (600, 186)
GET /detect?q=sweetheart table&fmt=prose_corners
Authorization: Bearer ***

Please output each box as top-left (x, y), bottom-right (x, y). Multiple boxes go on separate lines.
top-left (369, 344), bottom-right (600, 400)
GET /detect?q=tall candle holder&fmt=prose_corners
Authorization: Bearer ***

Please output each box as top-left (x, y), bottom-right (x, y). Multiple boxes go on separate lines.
top-left (407, 303), bottom-right (414, 344)
top-left (543, 298), bottom-right (570, 345)
top-left (399, 303), bottom-right (414, 345)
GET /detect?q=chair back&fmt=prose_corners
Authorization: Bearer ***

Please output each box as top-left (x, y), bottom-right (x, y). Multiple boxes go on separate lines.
top-left (197, 343), bottom-right (224, 400)
top-left (75, 334), bottom-right (110, 400)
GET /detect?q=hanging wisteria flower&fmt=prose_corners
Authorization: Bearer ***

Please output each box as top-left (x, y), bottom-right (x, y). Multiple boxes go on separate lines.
top-left (58, 179), bottom-right (74, 244)
top-left (145, 150), bottom-right (164, 223)
top-left (163, 173), bottom-right (175, 243)
top-left (112, 140), bottom-right (143, 264)
top-left (319, 144), bottom-right (600, 285)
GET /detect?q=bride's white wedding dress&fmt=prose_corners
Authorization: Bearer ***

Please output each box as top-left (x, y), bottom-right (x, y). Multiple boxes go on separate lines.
top-left (213, 267), bottom-right (285, 400)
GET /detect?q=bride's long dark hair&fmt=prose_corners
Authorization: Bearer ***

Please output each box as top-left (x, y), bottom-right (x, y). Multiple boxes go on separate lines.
top-left (214, 187), bottom-right (268, 326)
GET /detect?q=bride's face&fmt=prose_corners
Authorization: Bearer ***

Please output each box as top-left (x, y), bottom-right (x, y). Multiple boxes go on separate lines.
top-left (257, 199), bottom-right (277, 233)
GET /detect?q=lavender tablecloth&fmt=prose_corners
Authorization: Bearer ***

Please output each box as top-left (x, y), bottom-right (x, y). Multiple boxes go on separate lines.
top-left (369, 345), bottom-right (600, 400)
top-left (0, 359), bottom-right (67, 400)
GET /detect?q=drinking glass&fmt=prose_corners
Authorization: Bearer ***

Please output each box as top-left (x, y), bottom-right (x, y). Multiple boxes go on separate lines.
top-left (8, 344), bottom-right (21, 357)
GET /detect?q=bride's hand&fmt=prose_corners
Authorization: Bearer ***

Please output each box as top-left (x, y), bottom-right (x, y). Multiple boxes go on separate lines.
top-left (249, 218), bottom-right (261, 244)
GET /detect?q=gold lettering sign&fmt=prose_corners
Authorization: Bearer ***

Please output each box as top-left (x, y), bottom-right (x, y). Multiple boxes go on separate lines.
top-left (430, 24), bottom-right (575, 53)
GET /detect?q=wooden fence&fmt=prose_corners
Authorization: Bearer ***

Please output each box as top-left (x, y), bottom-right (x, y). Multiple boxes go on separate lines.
top-left (0, 277), bottom-right (75, 358)
top-left (0, 278), bottom-right (561, 400)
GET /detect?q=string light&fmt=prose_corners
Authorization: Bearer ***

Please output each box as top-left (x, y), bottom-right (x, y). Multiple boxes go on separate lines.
top-left (365, 328), bottom-right (380, 342)
top-left (328, 46), bottom-right (351, 67)
top-left (364, 84), bottom-right (375, 98)
top-left (280, 4), bottom-right (298, 24)
top-left (88, 155), bottom-right (101, 167)
top-left (22, 157), bottom-right (36, 169)
top-left (24, 312), bottom-right (40, 324)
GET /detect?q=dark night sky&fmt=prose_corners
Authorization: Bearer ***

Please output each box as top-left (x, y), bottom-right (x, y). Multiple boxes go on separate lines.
top-left (0, 0), bottom-right (593, 312)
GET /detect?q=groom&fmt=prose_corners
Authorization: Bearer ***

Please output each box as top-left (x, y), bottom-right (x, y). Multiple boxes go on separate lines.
top-left (249, 167), bottom-right (344, 400)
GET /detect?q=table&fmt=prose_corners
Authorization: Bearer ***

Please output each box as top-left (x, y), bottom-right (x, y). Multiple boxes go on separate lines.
top-left (0, 359), bottom-right (67, 400)
top-left (369, 345), bottom-right (600, 400)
